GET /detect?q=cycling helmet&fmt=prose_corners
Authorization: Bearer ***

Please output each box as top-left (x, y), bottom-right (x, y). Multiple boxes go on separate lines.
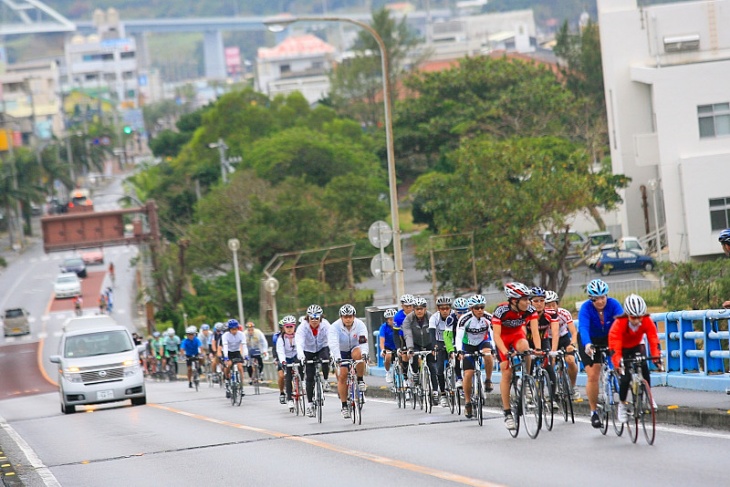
top-left (467, 294), bottom-right (487, 307)
top-left (399, 294), bottom-right (416, 306)
top-left (214, 322), bottom-right (225, 332)
top-left (227, 319), bottom-right (240, 329)
top-left (453, 297), bottom-right (469, 312)
top-left (339, 304), bottom-right (356, 316)
top-left (545, 290), bottom-right (559, 303)
top-left (245, 321), bottom-right (255, 329)
top-left (166, 327), bottom-right (175, 336)
top-left (530, 287), bottom-right (546, 298)
top-left (436, 296), bottom-right (452, 306)
top-left (414, 297), bottom-right (428, 308)
top-left (200, 324), bottom-right (210, 331)
top-left (719, 229), bottom-right (730, 244)
top-left (186, 325), bottom-right (197, 334)
top-left (281, 315), bottom-right (297, 326)
top-left (152, 331), bottom-right (160, 338)
top-left (306, 304), bottom-right (323, 317)
top-left (504, 282), bottom-right (531, 300)
top-left (587, 279), bottom-right (609, 297)
top-left (383, 308), bottom-right (397, 319)
top-left (624, 294), bottom-right (647, 317)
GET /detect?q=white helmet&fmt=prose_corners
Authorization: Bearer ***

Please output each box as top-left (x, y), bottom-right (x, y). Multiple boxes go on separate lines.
top-left (339, 304), bottom-right (356, 316)
top-left (624, 294), bottom-right (647, 317)
top-left (545, 290), bottom-right (559, 303)
top-left (185, 325), bottom-right (197, 334)
top-left (383, 308), bottom-right (397, 319)
top-left (400, 294), bottom-right (416, 306)
top-left (414, 297), bottom-right (428, 308)
top-left (306, 304), bottom-right (323, 317)
top-left (166, 327), bottom-right (175, 336)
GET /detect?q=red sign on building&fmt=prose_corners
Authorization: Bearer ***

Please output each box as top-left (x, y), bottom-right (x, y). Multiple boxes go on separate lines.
top-left (225, 46), bottom-right (241, 75)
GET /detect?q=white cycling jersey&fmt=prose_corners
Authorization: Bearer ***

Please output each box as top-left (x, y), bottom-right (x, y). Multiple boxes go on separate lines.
top-left (429, 312), bottom-right (449, 342)
top-left (221, 330), bottom-right (248, 358)
top-left (457, 311), bottom-right (493, 347)
top-left (276, 332), bottom-right (298, 362)
top-left (295, 319), bottom-right (331, 360)
top-left (556, 307), bottom-right (574, 337)
top-left (328, 318), bottom-right (368, 359)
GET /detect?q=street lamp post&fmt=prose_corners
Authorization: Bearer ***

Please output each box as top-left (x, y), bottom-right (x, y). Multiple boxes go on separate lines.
top-left (228, 238), bottom-right (245, 323)
top-left (264, 15), bottom-right (406, 298)
top-left (648, 179), bottom-right (661, 260)
top-left (209, 138), bottom-right (229, 184)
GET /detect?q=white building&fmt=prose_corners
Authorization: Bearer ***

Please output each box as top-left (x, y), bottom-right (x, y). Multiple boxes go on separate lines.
top-left (256, 35), bottom-right (336, 104)
top-left (598, 0), bottom-right (730, 260)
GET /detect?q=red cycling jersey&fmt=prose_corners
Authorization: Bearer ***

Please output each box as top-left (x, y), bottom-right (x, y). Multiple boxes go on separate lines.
top-left (491, 302), bottom-right (538, 335)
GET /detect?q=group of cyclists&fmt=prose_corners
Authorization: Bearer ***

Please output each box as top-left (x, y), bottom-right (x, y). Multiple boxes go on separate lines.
top-left (137, 277), bottom-right (661, 433)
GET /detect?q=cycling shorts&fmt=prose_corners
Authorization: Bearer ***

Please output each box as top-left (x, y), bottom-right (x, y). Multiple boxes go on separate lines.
top-left (227, 351), bottom-right (244, 364)
top-left (461, 342), bottom-right (491, 371)
top-left (498, 331), bottom-right (526, 363)
top-left (339, 350), bottom-right (352, 367)
top-left (185, 355), bottom-right (199, 367)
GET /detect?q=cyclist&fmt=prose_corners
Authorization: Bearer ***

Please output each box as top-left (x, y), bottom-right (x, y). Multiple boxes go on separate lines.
top-left (378, 308), bottom-right (398, 383)
top-left (443, 297), bottom-right (470, 388)
top-left (529, 287), bottom-right (559, 404)
top-left (277, 315), bottom-right (300, 411)
top-left (104, 287), bottom-right (114, 314)
top-left (578, 278), bottom-right (624, 429)
top-left (329, 304), bottom-right (369, 419)
top-left (244, 321), bottom-right (269, 385)
top-left (295, 304), bottom-right (332, 417)
top-left (430, 296), bottom-right (452, 407)
top-left (402, 297), bottom-right (439, 405)
top-left (272, 319), bottom-right (287, 404)
top-left (108, 261), bottom-right (115, 284)
top-left (73, 295), bottom-right (83, 316)
top-left (210, 322), bottom-right (226, 384)
top-left (148, 331), bottom-right (163, 376)
top-left (98, 294), bottom-right (106, 314)
top-left (222, 319), bottom-right (249, 399)
top-left (181, 326), bottom-right (202, 388)
top-left (492, 282), bottom-right (540, 430)
top-left (161, 328), bottom-right (181, 379)
top-left (394, 294), bottom-right (416, 350)
top-left (197, 324), bottom-right (213, 372)
top-left (608, 294), bottom-right (661, 422)
top-left (544, 290), bottom-right (581, 399)
top-left (458, 294), bottom-right (495, 418)
top-left (719, 229), bottom-right (730, 308)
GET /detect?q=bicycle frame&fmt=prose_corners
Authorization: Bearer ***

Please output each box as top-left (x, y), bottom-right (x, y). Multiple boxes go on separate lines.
top-left (409, 350), bottom-right (434, 414)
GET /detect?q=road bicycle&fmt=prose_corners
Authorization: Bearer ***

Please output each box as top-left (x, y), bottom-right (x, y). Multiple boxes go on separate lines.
top-left (286, 363), bottom-right (306, 416)
top-left (461, 351), bottom-right (486, 425)
top-left (189, 356), bottom-right (200, 391)
top-left (229, 358), bottom-right (245, 406)
top-left (552, 349), bottom-right (575, 424)
top-left (386, 350), bottom-right (407, 409)
top-left (249, 356), bottom-right (262, 395)
top-left (623, 353), bottom-right (660, 445)
top-left (341, 359), bottom-right (366, 425)
top-left (508, 350), bottom-right (541, 439)
top-left (531, 350), bottom-right (554, 432)
top-left (444, 353), bottom-right (461, 415)
top-left (208, 359), bottom-right (223, 388)
top-left (593, 346), bottom-right (624, 437)
top-left (409, 350), bottom-right (434, 413)
top-left (304, 358), bottom-right (327, 423)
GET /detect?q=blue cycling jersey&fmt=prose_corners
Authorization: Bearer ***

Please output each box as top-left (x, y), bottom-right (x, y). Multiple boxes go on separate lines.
top-left (378, 322), bottom-right (397, 350)
top-left (181, 337), bottom-right (202, 356)
top-left (577, 297), bottom-right (624, 345)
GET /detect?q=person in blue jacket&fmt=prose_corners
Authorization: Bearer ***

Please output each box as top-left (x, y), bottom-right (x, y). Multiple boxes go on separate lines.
top-left (378, 308), bottom-right (398, 383)
top-left (578, 279), bottom-right (624, 429)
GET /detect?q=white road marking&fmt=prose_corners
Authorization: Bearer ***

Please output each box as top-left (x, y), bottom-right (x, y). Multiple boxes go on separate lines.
top-left (37, 332), bottom-right (48, 339)
top-left (0, 413), bottom-right (61, 487)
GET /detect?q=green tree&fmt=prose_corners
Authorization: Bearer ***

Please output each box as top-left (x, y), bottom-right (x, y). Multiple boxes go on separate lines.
top-left (660, 260), bottom-right (730, 310)
top-left (411, 136), bottom-right (629, 295)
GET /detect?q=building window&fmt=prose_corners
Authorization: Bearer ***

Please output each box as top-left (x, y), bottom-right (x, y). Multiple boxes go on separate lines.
top-left (698, 103), bottom-right (730, 138)
top-left (120, 51), bottom-right (135, 59)
top-left (710, 197), bottom-right (730, 230)
top-left (280, 64), bottom-right (291, 75)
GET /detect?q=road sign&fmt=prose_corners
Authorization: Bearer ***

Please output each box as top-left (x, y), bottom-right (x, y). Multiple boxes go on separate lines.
top-left (370, 253), bottom-right (394, 278)
top-left (368, 220), bottom-right (392, 248)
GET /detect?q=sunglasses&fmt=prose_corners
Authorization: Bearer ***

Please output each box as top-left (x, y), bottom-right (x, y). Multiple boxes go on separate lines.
top-left (309, 315), bottom-right (321, 320)
top-left (472, 306), bottom-right (485, 310)
top-left (590, 296), bottom-right (607, 302)
top-left (415, 306), bottom-right (426, 310)
top-left (284, 324), bottom-right (295, 328)
top-left (438, 306), bottom-right (451, 311)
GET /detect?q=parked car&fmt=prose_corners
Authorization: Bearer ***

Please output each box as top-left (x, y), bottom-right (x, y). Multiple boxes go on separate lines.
top-left (60, 257), bottom-right (87, 278)
top-left (541, 231), bottom-right (589, 258)
top-left (49, 323), bottom-right (146, 414)
top-left (3, 308), bottom-right (30, 336)
top-left (617, 236), bottom-right (647, 255)
top-left (80, 249), bottom-right (104, 265)
top-left (594, 250), bottom-right (656, 275)
top-left (54, 272), bottom-right (82, 299)
top-left (588, 231), bottom-right (616, 252)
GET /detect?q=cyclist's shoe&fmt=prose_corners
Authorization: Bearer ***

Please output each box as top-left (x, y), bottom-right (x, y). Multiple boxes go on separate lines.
top-left (279, 392), bottom-right (286, 404)
top-left (385, 369), bottom-right (394, 383)
top-left (439, 395), bottom-right (449, 408)
top-left (465, 404), bottom-right (473, 419)
top-left (432, 392), bottom-right (440, 405)
top-left (188, 382), bottom-right (193, 388)
top-left (572, 388), bottom-right (582, 401)
top-left (323, 382), bottom-right (332, 393)
top-left (358, 380), bottom-right (368, 392)
top-left (504, 414), bottom-right (516, 430)
top-left (226, 390), bottom-right (231, 399)
top-left (591, 412), bottom-right (603, 429)
top-left (552, 401), bottom-right (559, 412)
top-left (617, 403), bottom-right (628, 423)
top-left (288, 400), bottom-right (295, 412)
top-left (341, 406), bottom-right (351, 419)
top-left (306, 404), bottom-right (315, 417)
top-left (484, 379), bottom-right (493, 393)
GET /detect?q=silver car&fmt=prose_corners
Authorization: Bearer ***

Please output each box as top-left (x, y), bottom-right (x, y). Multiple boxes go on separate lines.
top-left (54, 272), bottom-right (82, 298)
top-left (50, 324), bottom-right (146, 414)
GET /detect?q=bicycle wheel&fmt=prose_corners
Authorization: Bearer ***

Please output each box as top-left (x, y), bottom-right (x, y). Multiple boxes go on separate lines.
top-left (521, 375), bottom-right (541, 439)
top-left (194, 365), bottom-right (199, 392)
top-left (559, 371), bottom-right (574, 424)
top-left (445, 366), bottom-right (456, 414)
top-left (639, 380), bottom-right (656, 445)
top-left (230, 382), bottom-right (238, 406)
top-left (609, 372), bottom-right (624, 436)
top-left (253, 364), bottom-right (261, 395)
top-left (236, 382), bottom-right (244, 406)
top-left (475, 371), bottom-right (484, 427)
top-left (315, 376), bottom-right (324, 423)
top-left (357, 390), bottom-right (364, 425)
top-left (422, 367), bottom-right (433, 414)
top-left (599, 370), bottom-right (610, 435)
top-left (626, 382), bottom-right (639, 443)
top-left (350, 377), bottom-right (358, 425)
top-left (539, 369), bottom-right (553, 432)
top-left (509, 377), bottom-right (521, 438)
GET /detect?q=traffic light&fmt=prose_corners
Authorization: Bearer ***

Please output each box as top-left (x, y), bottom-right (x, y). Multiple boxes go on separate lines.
top-left (123, 126), bottom-right (133, 135)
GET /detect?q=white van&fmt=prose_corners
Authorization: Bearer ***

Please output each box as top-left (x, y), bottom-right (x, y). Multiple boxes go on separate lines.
top-left (62, 314), bottom-right (118, 332)
top-left (50, 324), bottom-right (146, 414)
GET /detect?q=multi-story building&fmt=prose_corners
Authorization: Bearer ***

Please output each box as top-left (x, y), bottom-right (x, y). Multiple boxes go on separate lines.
top-left (256, 34), bottom-right (336, 104)
top-left (598, 0), bottom-right (730, 260)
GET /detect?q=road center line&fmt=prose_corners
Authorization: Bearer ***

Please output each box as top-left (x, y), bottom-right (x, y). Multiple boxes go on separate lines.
top-left (149, 403), bottom-right (505, 487)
